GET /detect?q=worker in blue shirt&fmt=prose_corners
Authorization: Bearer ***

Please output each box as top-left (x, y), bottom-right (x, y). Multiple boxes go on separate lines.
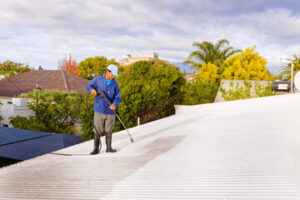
top-left (87, 64), bottom-right (121, 154)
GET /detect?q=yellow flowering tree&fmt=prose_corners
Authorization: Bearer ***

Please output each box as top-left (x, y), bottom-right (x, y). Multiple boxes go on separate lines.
top-left (183, 62), bottom-right (221, 104)
top-left (197, 62), bottom-right (221, 84)
top-left (223, 47), bottom-right (274, 81)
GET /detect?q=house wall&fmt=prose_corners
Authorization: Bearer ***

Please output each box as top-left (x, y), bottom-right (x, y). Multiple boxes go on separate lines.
top-left (0, 97), bottom-right (33, 127)
top-left (214, 80), bottom-right (274, 103)
top-left (118, 52), bottom-right (159, 65)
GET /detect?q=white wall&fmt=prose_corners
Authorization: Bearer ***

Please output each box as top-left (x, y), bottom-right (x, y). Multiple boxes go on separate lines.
top-left (0, 97), bottom-right (33, 127)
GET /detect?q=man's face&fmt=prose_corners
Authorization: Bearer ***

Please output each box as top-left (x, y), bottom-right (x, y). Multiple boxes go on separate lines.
top-left (106, 70), bottom-right (115, 80)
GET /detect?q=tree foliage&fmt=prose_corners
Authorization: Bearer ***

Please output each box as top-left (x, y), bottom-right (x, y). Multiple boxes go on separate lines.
top-left (197, 62), bottom-right (221, 84)
top-left (182, 62), bottom-right (221, 104)
top-left (183, 45), bottom-right (276, 104)
top-left (58, 54), bottom-right (80, 76)
top-left (115, 60), bottom-right (186, 130)
top-left (182, 77), bottom-right (218, 105)
top-left (182, 39), bottom-right (241, 103)
top-left (78, 56), bottom-right (117, 80)
top-left (279, 54), bottom-right (300, 80)
top-left (0, 60), bottom-right (33, 78)
top-left (10, 90), bottom-right (94, 139)
top-left (184, 39), bottom-right (240, 69)
top-left (223, 47), bottom-right (275, 81)
top-left (9, 60), bottom-right (186, 138)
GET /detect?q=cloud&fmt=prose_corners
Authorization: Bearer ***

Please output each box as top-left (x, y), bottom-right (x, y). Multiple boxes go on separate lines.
top-left (0, 0), bottom-right (300, 75)
top-left (253, 9), bottom-right (300, 38)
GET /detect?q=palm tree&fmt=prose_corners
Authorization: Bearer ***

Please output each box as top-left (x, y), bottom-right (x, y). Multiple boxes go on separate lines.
top-left (184, 39), bottom-right (240, 69)
top-left (279, 54), bottom-right (300, 80)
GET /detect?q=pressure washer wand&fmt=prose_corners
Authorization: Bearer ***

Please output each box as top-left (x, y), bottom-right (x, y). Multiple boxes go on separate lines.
top-left (98, 91), bottom-right (134, 143)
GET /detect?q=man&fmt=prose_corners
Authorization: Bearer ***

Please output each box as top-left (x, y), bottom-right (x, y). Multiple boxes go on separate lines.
top-left (87, 64), bottom-right (121, 154)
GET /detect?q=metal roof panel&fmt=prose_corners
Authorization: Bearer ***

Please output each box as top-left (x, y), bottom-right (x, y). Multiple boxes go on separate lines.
top-left (0, 93), bottom-right (300, 199)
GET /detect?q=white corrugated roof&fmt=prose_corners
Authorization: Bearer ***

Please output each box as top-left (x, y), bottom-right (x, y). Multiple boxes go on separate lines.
top-left (1, 93), bottom-right (300, 199)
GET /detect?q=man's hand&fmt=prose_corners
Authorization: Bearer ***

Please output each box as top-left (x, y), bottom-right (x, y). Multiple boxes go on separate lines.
top-left (109, 104), bottom-right (116, 111)
top-left (90, 89), bottom-right (97, 96)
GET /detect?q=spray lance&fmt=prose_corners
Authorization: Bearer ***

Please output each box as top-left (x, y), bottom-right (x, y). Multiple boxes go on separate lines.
top-left (98, 91), bottom-right (134, 143)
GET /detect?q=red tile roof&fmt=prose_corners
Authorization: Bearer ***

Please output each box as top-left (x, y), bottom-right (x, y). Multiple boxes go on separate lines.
top-left (0, 70), bottom-right (90, 97)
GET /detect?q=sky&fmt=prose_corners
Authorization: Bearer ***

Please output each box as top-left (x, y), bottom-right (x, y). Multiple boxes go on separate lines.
top-left (1, 0), bottom-right (300, 75)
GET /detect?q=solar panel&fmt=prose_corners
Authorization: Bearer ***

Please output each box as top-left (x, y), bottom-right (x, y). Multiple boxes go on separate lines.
top-left (0, 134), bottom-right (84, 160)
top-left (0, 127), bottom-right (51, 146)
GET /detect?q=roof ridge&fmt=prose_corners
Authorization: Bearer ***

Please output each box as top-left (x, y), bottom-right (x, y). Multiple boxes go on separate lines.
top-left (61, 70), bottom-right (70, 91)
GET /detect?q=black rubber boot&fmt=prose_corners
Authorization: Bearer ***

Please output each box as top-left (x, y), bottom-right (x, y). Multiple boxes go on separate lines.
top-left (106, 132), bottom-right (116, 153)
top-left (105, 132), bottom-right (109, 148)
top-left (90, 134), bottom-right (100, 155)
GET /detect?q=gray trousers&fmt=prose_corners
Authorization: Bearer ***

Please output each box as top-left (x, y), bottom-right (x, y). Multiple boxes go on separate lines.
top-left (93, 112), bottom-right (115, 136)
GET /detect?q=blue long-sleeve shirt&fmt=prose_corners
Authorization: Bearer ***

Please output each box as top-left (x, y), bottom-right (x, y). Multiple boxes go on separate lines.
top-left (86, 75), bottom-right (121, 115)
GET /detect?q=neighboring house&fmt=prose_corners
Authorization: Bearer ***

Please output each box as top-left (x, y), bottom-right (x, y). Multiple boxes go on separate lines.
top-left (184, 73), bottom-right (196, 82)
top-left (215, 80), bottom-right (274, 103)
top-left (0, 70), bottom-right (89, 97)
top-left (0, 70), bottom-right (89, 127)
top-left (118, 52), bottom-right (159, 65)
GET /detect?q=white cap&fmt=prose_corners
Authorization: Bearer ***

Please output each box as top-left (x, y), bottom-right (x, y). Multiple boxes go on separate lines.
top-left (107, 64), bottom-right (119, 76)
